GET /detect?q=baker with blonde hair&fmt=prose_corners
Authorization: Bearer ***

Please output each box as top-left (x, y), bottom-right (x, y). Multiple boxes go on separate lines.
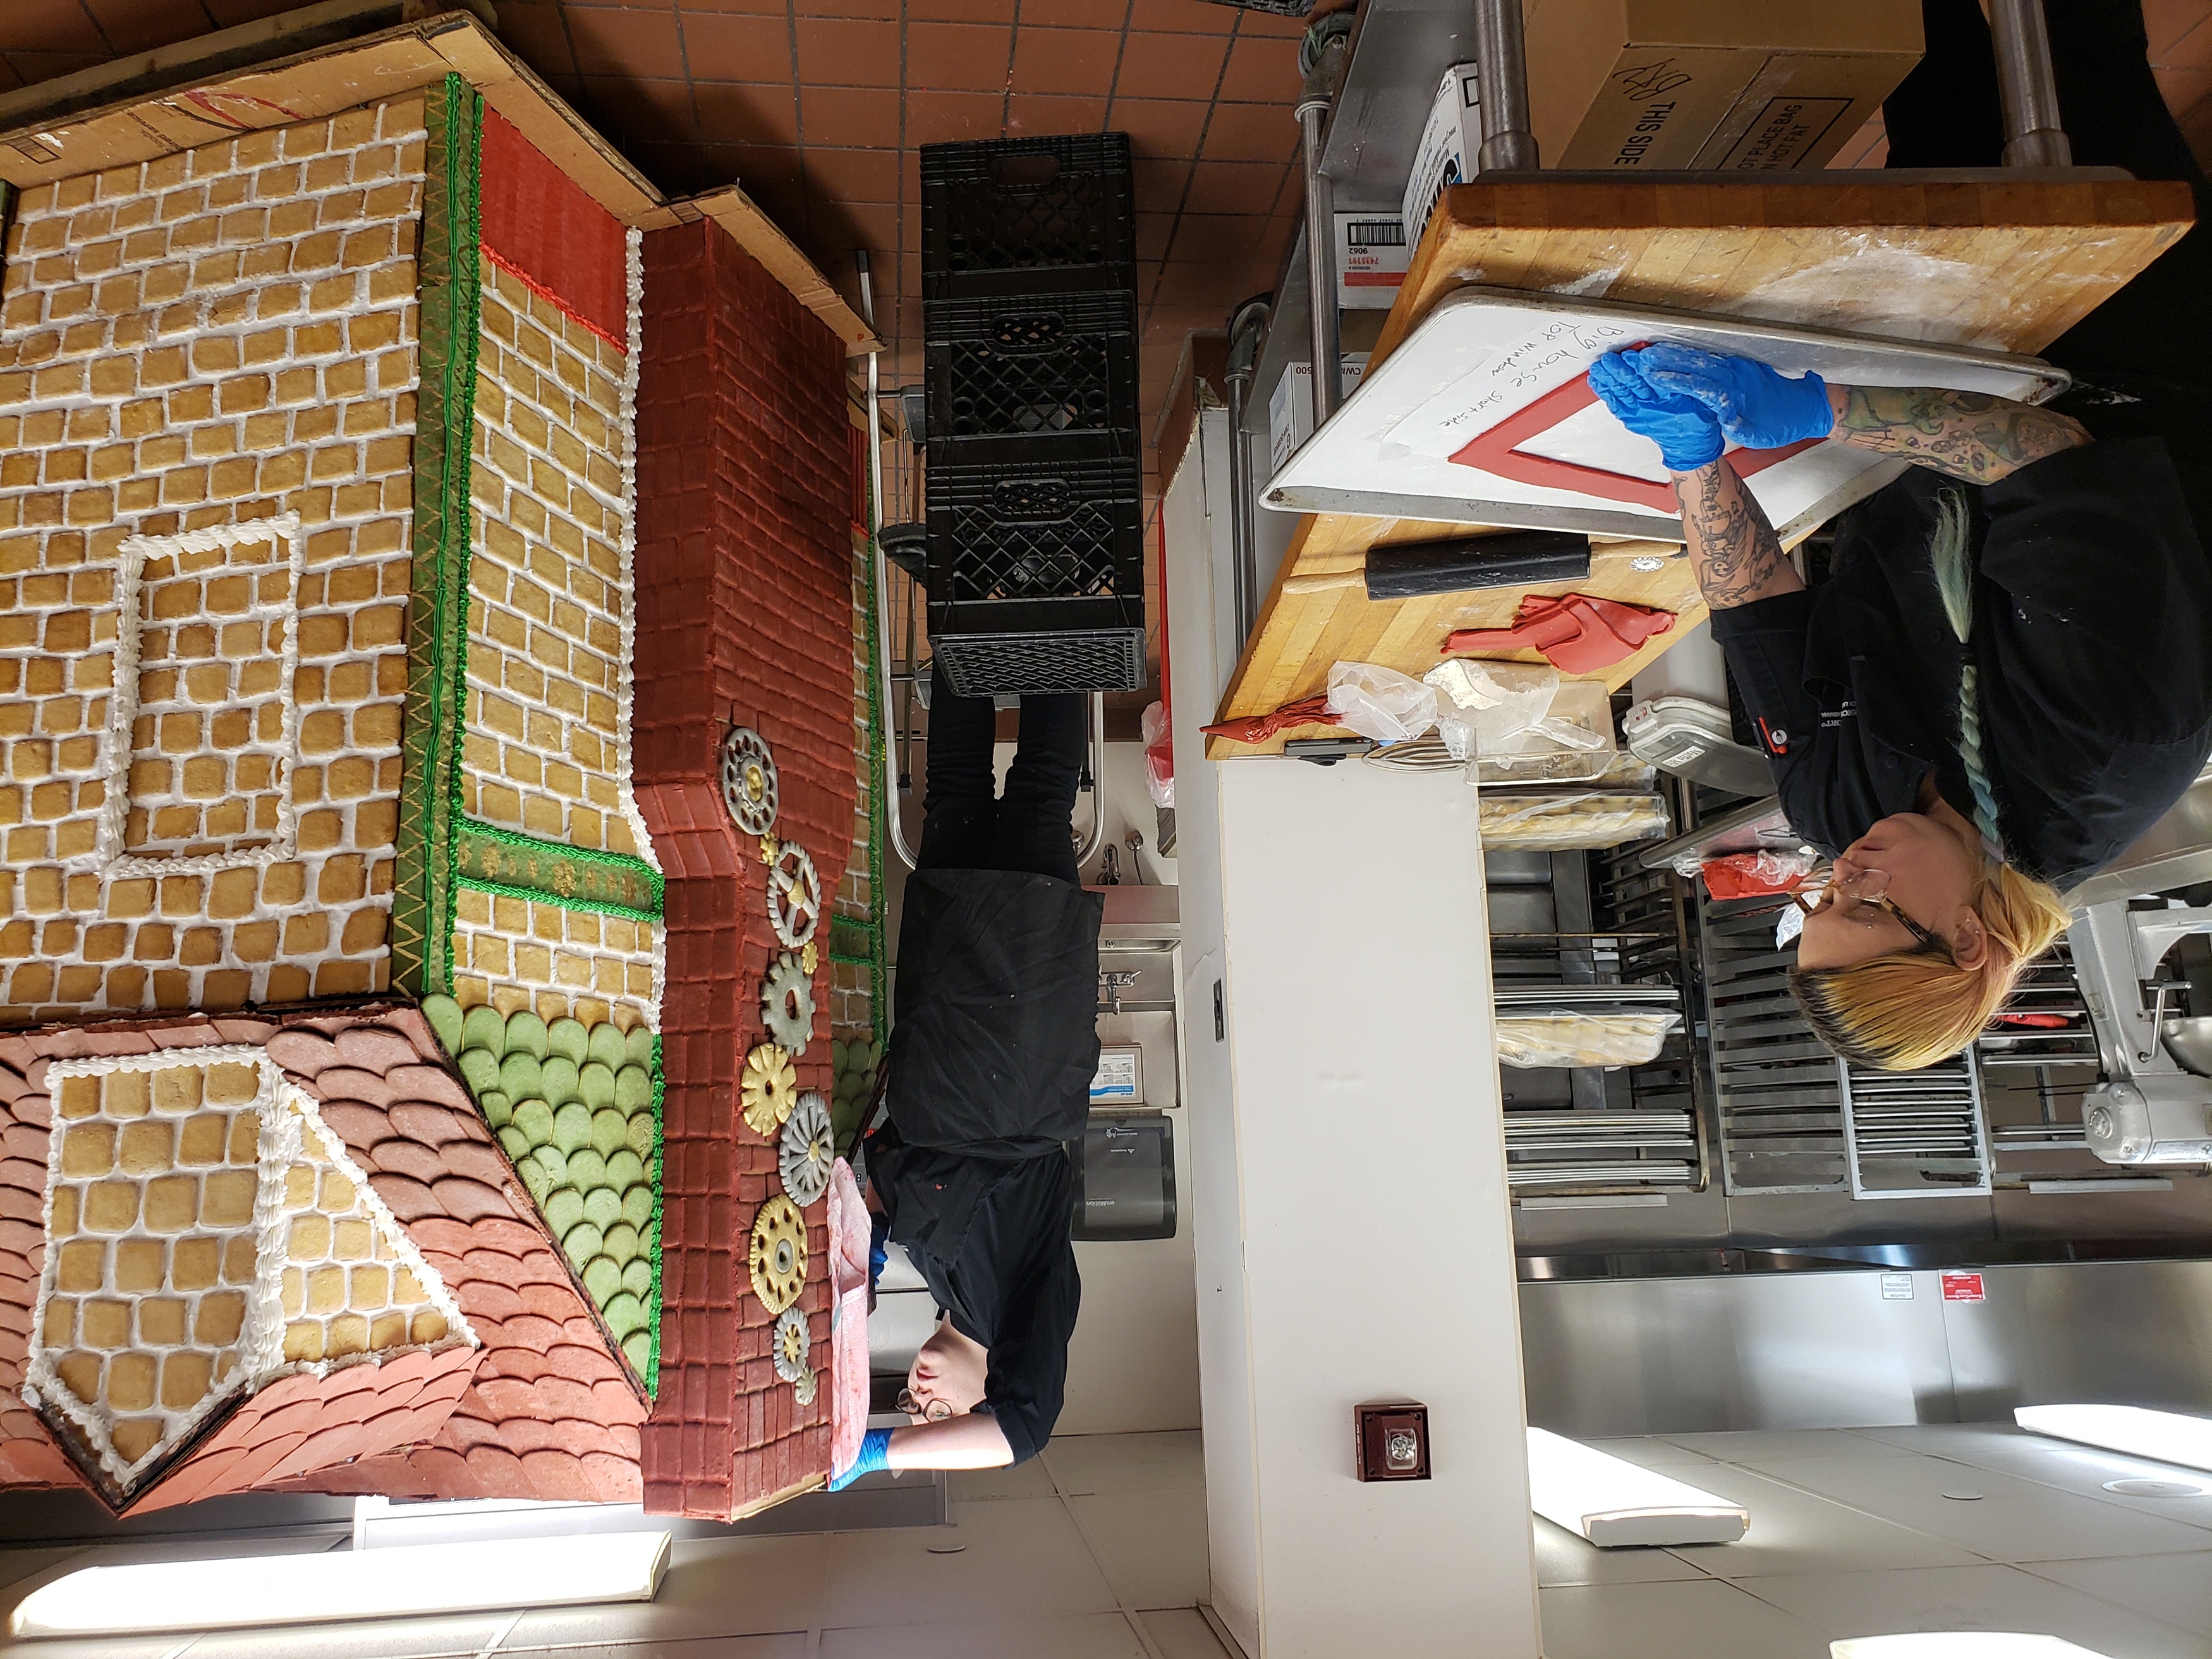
top-left (1591, 0), bottom-right (2212, 1071)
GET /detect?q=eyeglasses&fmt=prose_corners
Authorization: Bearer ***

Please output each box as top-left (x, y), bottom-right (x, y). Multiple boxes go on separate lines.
top-left (1791, 866), bottom-right (1951, 959)
top-left (896, 1387), bottom-right (953, 1422)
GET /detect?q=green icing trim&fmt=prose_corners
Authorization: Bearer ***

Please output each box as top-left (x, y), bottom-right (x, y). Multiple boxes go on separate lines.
top-left (394, 74), bottom-right (482, 996)
top-left (646, 1029), bottom-right (664, 1393)
top-left (456, 819), bottom-right (664, 917)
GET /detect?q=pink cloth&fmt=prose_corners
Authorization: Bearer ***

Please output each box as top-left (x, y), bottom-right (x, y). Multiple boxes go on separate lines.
top-left (826, 1158), bottom-right (872, 1475)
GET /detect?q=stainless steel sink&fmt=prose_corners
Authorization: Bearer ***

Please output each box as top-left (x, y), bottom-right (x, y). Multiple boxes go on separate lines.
top-left (2162, 1015), bottom-right (2212, 1078)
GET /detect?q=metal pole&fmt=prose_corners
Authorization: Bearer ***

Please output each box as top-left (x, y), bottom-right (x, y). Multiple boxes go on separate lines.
top-left (857, 252), bottom-right (919, 871)
top-left (1074, 693), bottom-right (1108, 872)
top-left (1990, 0), bottom-right (2072, 168)
top-left (1471, 0), bottom-right (1539, 173)
top-left (1294, 11), bottom-right (1352, 432)
top-left (1224, 298), bottom-right (1270, 647)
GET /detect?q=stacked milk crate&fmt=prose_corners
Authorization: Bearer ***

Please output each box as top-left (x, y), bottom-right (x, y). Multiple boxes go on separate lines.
top-left (919, 134), bottom-right (1146, 695)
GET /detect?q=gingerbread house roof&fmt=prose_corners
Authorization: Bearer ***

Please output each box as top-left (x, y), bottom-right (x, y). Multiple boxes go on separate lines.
top-left (0, 1006), bottom-right (644, 1512)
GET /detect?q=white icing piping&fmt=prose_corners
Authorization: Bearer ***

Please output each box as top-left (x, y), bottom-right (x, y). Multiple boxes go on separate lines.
top-left (81, 514), bottom-right (307, 880)
top-left (23, 1046), bottom-right (480, 1493)
top-left (27, 1048), bottom-right (286, 1488)
top-left (614, 226), bottom-right (668, 1037)
top-left (286, 1084), bottom-right (479, 1353)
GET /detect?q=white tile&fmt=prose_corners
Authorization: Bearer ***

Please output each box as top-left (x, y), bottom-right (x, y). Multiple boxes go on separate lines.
top-left (0, 1634), bottom-right (184, 1659)
top-left (499, 1641), bottom-right (806, 1659)
top-left (1577, 1437), bottom-right (1721, 1469)
top-left (1661, 1429), bottom-right (1917, 1465)
top-left (1652, 1462), bottom-right (1983, 1579)
top-left (819, 1496), bottom-right (1118, 1626)
top-left (1042, 1431), bottom-right (1205, 1496)
top-left (2029, 1552), bottom-right (2212, 1641)
top-left (1534, 1517), bottom-right (1713, 1588)
top-left (1863, 1423), bottom-right (2212, 1534)
top-left (1734, 1562), bottom-right (2211, 1659)
top-left (188, 1613), bottom-right (516, 1658)
top-left (818, 1613), bottom-right (1148, 1659)
top-left (1753, 1454), bottom-right (2212, 1565)
top-left (1136, 1607), bottom-right (1234, 1659)
top-left (947, 1460), bottom-right (1057, 1503)
top-left (499, 1532), bottom-right (827, 1648)
top-left (1538, 1577), bottom-right (1833, 1659)
top-left (1069, 1488), bottom-right (1208, 1608)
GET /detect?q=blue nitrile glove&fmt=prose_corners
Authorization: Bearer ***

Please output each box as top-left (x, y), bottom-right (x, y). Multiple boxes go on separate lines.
top-left (1588, 350), bottom-right (1725, 473)
top-left (1629, 341), bottom-right (1834, 449)
top-left (830, 1426), bottom-right (892, 1492)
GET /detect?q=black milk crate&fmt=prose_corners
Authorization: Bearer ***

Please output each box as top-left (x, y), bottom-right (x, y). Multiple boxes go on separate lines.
top-left (930, 605), bottom-right (1148, 696)
top-left (926, 455), bottom-right (1143, 607)
top-left (924, 291), bottom-right (1139, 457)
top-left (921, 134), bottom-right (1135, 298)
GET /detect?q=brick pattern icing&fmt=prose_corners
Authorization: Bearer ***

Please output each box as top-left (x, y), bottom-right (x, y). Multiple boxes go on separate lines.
top-left (0, 100), bottom-right (427, 1021)
top-left (0, 1009), bottom-right (644, 1508)
top-left (22, 1044), bottom-right (473, 1507)
top-left (633, 219), bottom-right (855, 1519)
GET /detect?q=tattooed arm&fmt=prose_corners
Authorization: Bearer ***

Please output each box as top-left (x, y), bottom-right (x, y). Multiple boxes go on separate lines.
top-left (1672, 456), bottom-right (1804, 610)
top-left (1826, 384), bottom-right (2090, 482)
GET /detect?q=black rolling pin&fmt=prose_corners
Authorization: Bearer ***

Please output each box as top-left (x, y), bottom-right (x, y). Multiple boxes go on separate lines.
top-left (1282, 530), bottom-right (1591, 600)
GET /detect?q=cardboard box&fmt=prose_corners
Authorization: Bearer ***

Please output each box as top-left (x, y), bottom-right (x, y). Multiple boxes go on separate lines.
top-left (1268, 355), bottom-right (1368, 472)
top-left (1526, 0), bottom-right (1922, 173)
top-left (1400, 63), bottom-right (1481, 248)
top-left (1335, 211), bottom-right (1409, 310)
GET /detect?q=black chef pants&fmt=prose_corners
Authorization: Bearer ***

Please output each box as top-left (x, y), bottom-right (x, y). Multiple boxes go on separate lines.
top-left (917, 666), bottom-right (1085, 887)
top-left (1883, 0), bottom-right (2210, 392)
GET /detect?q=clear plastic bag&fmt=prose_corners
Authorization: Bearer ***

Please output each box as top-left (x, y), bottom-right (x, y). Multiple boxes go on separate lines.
top-left (1141, 700), bottom-right (1174, 809)
top-left (1474, 750), bottom-right (1655, 787)
top-left (1496, 1011), bottom-right (1681, 1069)
top-left (1430, 660), bottom-right (1613, 763)
top-left (1478, 791), bottom-right (1670, 851)
top-left (1327, 660), bottom-right (1439, 744)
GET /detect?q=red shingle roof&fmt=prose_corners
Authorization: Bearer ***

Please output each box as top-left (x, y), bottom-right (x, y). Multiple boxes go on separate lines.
top-left (0, 1007), bottom-right (646, 1510)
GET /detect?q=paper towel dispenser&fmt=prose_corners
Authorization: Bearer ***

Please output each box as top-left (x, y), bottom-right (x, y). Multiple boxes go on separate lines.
top-left (1071, 1110), bottom-right (1176, 1241)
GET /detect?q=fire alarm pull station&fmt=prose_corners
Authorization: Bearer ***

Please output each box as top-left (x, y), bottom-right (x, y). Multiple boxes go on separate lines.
top-left (1354, 1402), bottom-right (1431, 1482)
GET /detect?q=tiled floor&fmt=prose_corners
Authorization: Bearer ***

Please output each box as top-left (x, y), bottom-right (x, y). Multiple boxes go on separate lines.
top-left (1537, 1425), bottom-right (2212, 1659)
top-left (0, 1431), bottom-right (1218, 1659)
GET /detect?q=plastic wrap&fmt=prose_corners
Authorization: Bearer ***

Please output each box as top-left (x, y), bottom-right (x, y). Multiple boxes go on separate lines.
top-left (1141, 700), bottom-right (1173, 808)
top-left (1694, 848), bottom-right (1820, 897)
top-left (1497, 1012), bottom-right (1680, 1069)
top-left (1328, 660), bottom-right (1438, 744)
top-left (1475, 750), bottom-right (1655, 787)
top-left (1478, 791), bottom-right (1670, 851)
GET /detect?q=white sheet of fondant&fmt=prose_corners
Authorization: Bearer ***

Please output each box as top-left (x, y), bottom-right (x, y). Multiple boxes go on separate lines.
top-left (1264, 288), bottom-right (2069, 544)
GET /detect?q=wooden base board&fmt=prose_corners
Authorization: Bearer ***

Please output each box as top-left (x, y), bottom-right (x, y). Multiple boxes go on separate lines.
top-left (1206, 176), bottom-right (2196, 759)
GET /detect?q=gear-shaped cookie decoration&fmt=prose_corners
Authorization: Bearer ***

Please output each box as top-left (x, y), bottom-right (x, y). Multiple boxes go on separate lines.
top-left (773, 1305), bottom-right (811, 1383)
top-left (779, 1089), bottom-right (834, 1207)
top-left (793, 1367), bottom-right (817, 1406)
top-left (720, 726), bottom-right (779, 836)
top-left (748, 1194), bottom-right (807, 1315)
top-left (741, 1040), bottom-right (798, 1137)
top-left (760, 951), bottom-right (815, 1055)
top-left (768, 840), bottom-right (822, 949)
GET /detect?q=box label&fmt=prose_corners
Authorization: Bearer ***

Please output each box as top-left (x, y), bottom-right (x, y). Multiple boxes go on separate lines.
top-left (1335, 213), bottom-right (1409, 311)
top-left (1880, 1272), bottom-right (1914, 1301)
top-left (1090, 1046), bottom-right (1142, 1103)
top-left (1940, 1271), bottom-right (1986, 1304)
top-left (1717, 95), bottom-right (1851, 169)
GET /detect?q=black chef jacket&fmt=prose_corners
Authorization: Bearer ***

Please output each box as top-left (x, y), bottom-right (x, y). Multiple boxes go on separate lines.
top-left (872, 868), bottom-right (1103, 1464)
top-left (1710, 438), bottom-right (2212, 889)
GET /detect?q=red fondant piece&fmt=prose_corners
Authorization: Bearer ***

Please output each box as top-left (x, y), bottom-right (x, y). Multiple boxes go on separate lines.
top-left (478, 109), bottom-right (628, 349)
top-left (1201, 694), bottom-right (1341, 744)
top-left (1443, 592), bottom-right (1677, 676)
top-left (1446, 363), bottom-right (1821, 513)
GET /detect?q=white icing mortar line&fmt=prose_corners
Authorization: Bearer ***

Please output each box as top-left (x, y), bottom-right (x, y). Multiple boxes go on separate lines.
top-left (23, 1045), bottom-right (478, 1494)
top-left (615, 228), bottom-right (667, 1036)
top-left (83, 514), bottom-right (306, 880)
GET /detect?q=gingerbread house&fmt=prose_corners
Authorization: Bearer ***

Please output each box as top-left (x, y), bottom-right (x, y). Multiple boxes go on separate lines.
top-left (0, 10), bottom-right (877, 1519)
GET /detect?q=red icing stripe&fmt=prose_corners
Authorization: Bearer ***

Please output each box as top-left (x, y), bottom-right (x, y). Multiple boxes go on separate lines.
top-left (477, 107), bottom-right (628, 348)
